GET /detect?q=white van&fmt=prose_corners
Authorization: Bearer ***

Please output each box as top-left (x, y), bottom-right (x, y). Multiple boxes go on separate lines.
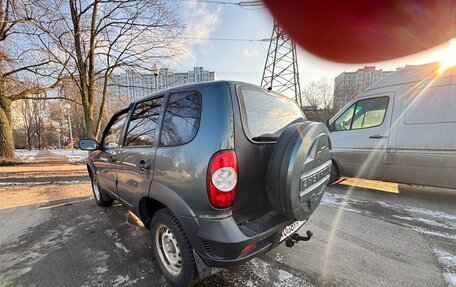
top-left (328, 62), bottom-right (456, 189)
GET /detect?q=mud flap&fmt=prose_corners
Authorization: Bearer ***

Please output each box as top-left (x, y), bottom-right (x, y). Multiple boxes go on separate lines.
top-left (193, 250), bottom-right (224, 279)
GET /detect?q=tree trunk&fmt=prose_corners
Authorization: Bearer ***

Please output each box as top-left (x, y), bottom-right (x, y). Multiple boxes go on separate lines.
top-left (82, 100), bottom-right (95, 138)
top-left (95, 73), bottom-right (110, 139)
top-left (0, 95), bottom-right (14, 159)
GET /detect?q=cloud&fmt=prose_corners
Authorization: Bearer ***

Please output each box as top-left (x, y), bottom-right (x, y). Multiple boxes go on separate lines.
top-left (180, 2), bottom-right (222, 60)
top-left (242, 47), bottom-right (259, 58)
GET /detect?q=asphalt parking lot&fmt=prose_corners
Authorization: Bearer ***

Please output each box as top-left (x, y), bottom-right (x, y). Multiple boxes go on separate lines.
top-left (0, 163), bottom-right (455, 287)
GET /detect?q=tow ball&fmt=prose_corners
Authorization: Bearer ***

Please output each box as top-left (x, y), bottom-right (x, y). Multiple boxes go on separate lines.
top-left (285, 230), bottom-right (313, 247)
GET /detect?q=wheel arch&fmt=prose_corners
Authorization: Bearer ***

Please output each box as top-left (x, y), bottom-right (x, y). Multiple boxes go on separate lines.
top-left (137, 182), bottom-right (196, 230)
top-left (331, 156), bottom-right (343, 176)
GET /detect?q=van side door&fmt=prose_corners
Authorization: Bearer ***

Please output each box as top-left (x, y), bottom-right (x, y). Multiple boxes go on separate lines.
top-left (330, 94), bottom-right (393, 181)
top-left (115, 96), bottom-right (164, 207)
top-left (392, 80), bottom-right (456, 188)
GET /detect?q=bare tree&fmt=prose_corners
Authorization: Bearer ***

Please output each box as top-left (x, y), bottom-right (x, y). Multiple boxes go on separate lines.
top-left (301, 78), bottom-right (335, 123)
top-left (0, 0), bottom-right (67, 159)
top-left (32, 0), bottom-right (186, 139)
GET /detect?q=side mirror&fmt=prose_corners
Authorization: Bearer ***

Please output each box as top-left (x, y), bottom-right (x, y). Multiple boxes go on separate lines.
top-left (79, 138), bottom-right (100, 151)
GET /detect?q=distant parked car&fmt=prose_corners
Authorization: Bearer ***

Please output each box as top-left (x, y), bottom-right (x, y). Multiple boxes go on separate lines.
top-left (328, 63), bottom-right (456, 189)
top-left (79, 81), bottom-right (332, 286)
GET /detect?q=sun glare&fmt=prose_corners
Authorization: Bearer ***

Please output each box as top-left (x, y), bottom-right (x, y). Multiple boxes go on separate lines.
top-left (436, 39), bottom-right (456, 75)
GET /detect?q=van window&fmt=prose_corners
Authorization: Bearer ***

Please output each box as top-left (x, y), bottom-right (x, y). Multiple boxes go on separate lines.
top-left (238, 86), bottom-right (305, 140)
top-left (351, 97), bottom-right (389, 129)
top-left (405, 85), bottom-right (456, 124)
top-left (334, 97), bottom-right (389, 131)
top-left (124, 97), bottom-right (163, 146)
top-left (160, 91), bottom-right (201, 146)
top-left (334, 104), bottom-right (355, 131)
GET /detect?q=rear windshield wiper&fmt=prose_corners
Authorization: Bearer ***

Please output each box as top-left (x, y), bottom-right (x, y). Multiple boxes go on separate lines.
top-left (252, 134), bottom-right (278, 142)
top-left (252, 118), bottom-right (305, 142)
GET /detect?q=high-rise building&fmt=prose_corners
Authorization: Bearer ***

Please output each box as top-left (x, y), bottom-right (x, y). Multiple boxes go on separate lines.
top-left (333, 66), bottom-right (393, 110)
top-left (108, 67), bottom-right (216, 101)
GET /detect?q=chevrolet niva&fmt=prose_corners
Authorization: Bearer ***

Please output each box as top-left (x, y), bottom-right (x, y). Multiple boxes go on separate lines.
top-left (79, 81), bottom-right (331, 286)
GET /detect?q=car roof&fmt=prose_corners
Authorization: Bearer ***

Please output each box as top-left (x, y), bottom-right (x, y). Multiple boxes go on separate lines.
top-left (127, 80), bottom-right (285, 105)
top-left (365, 62), bottom-right (456, 93)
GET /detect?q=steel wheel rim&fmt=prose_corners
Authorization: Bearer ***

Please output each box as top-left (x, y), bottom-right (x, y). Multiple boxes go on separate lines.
top-left (155, 224), bottom-right (182, 276)
top-left (92, 178), bottom-right (101, 201)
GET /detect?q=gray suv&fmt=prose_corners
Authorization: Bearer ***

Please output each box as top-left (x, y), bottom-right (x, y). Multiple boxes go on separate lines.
top-left (79, 81), bottom-right (331, 286)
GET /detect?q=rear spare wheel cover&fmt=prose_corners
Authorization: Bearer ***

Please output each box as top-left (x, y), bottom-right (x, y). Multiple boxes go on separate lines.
top-left (266, 121), bottom-right (332, 221)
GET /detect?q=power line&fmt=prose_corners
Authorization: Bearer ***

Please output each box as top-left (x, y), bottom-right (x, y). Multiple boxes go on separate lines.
top-left (181, 37), bottom-right (270, 42)
top-left (179, 0), bottom-right (262, 6)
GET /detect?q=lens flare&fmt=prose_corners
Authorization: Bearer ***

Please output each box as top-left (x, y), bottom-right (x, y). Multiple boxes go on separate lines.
top-left (436, 39), bottom-right (456, 75)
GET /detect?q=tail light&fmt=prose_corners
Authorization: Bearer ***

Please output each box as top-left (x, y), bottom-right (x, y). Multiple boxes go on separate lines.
top-left (207, 150), bottom-right (238, 209)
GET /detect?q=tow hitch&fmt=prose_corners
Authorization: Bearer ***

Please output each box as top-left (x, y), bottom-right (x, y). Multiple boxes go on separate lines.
top-left (285, 230), bottom-right (313, 247)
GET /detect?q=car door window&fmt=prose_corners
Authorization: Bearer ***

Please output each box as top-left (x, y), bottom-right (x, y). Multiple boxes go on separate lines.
top-left (124, 97), bottom-right (163, 147)
top-left (103, 110), bottom-right (129, 149)
top-left (160, 91), bottom-right (201, 146)
top-left (334, 104), bottom-right (355, 131)
top-left (351, 97), bottom-right (389, 129)
top-left (333, 97), bottom-right (388, 131)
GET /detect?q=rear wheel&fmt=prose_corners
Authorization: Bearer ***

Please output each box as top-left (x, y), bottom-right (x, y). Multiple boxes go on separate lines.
top-left (151, 208), bottom-right (197, 287)
top-left (91, 176), bottom-right (114, 207)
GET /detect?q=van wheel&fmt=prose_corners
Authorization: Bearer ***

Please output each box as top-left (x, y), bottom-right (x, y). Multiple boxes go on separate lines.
top-left (151, 208), bottom-right (197, 287)
top-left (328, 163), bottom-right (340, 185)
top-left (91, 176), bottom-right (114, 207)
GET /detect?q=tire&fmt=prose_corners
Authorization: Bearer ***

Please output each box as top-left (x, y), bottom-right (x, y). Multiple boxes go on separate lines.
top-left (266, 121), bottom-right (332, 221)
top-left (91, 175), bottom-right (114, 207)
top-left (151, 208), bottom-right (197, 287)
top-left (328, 162), bottom-right (340, 185)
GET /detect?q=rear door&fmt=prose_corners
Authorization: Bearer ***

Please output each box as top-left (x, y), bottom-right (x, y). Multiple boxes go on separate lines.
top-left (115, 96), bottom-right (164, 207)
top-left (93, 108), bottom-right (130, 196)
top-left (232, 85), bottom-right (306, 223)
top-left (330, 94), bottom-right (393, 180)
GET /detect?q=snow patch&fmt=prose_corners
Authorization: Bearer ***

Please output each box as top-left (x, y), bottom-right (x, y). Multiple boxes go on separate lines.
top-left (378, 201), bottom-right (456, 221)
top-left (248, 258), bottom-right (314, 287)
top-left (94, 266), bottom-right (108, 274)
top-left (412, 227), bottom-right (456, 240)
top-left (52, 150), bottom-right (88, 163)
top-left (275, 252), bottom-right (283, 263)
top-left (433, 247), bottom-right (456, 287)
top-left (14, 150), bottom-right (39, 161)
top-left (391, 215), bottom-right (456, 230)
top-left (0, 180), bottom-right (90, 186)
top-left (115, 242), bottom-right (130, 254)
top-left (112, 275), bottom-right (137, 287)
top-left (321, 193), bottom-right (365, 215)
top-left (105, 230), bottom-right (131, 254)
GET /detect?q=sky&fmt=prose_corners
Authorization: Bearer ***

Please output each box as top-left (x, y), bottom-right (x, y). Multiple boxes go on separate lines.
top-left (172, 1), bottom-right (452, 87)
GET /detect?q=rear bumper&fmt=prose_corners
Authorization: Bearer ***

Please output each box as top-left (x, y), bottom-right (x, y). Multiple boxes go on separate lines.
top-left (179, 211), bottom-right (297, 268)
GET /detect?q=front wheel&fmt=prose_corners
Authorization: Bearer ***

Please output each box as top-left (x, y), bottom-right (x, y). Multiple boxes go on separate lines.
top-left (151, 208), bottom-right (197, 287)
top-left (328, 162), bottom-right (340, 185)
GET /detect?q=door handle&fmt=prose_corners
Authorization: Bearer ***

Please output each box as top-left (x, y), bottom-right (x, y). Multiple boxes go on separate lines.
top-left (137, 160), bottom-right (150, 170)
top-left (369, 134), bottom-right (387, 139)
top-left (108, 156), bottom-right (117, 163)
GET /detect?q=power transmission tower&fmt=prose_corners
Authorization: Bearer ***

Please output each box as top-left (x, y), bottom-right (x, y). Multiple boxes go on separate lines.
top-left (261, 22), bottom-right (302, 107)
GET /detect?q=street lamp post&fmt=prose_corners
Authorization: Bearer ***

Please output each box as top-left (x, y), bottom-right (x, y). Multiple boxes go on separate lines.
top-left (56, 127), bottom-right (62, 150)
top-left (152, 63), bottom-right (160, 92)
top-left (64, 103), bottom-right (74, 152)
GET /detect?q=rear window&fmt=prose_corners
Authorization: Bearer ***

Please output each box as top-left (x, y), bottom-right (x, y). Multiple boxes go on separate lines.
top-left (238, 86), bottom-right (305, 140)
top-left (160, 91), bottom-right (201, 146)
